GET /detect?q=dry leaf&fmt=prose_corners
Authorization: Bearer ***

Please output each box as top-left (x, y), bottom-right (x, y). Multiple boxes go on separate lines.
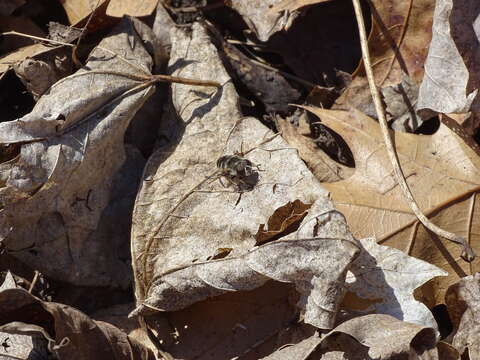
top-left (148, 281), bottom-right (299, 359)
top-left (255, 200), bottom-right (312, 245)
top-left (344, 238), bottom-right (447, 329)
top-left (60, 0), bottom-right (108, 25)
top-left (0, 44), bottom-right (53, 77)
top-left (322, 314), bottom-right (439, 359)
top-left (260, 333), bottom-right (321, 360)
top-left (276, 115), bottom-right (353, 182)
top-left (106, 0), bottom-right (158, 17)
top-left (0, 322), bottom-right (50, 360)
top-left (218, 38), bottom-right (302, 113)
top-left (0, 277), bottom-right (155, 360)
top-left (269, 0), bottom-right (333, 13)
top-left (417, 0), bottom-right (479, 116)
top-left (0, 17), bottom-right (156, 287)
top-left (228, 0), bottom-right (299, 42)
top-left (335, 0), bottom-right (434, 131)
top-left (381, 75), bottom-right (421, 132)
top-left (131, 23), bottom-right (359, 329)
top-left (445, 273), bottom-right (480, 358)
top-left (303, 107), bottom-right (480, 305)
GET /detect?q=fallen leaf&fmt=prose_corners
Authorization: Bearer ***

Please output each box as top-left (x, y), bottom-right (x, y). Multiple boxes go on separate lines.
top-left (445, 273), bottom-right (480, 358)
top-left (322, 314), bottom-right (439, 359)
top-left (255, 200), bottom-right (312, 245)
top-left (106, 0), bottom-right (158, 17)
top-left (260, 332), bottom-right (321, 360)
top-left (275, 115), bottom-right (353, 183)
top-left (60, 0), bottom-right (108, 25)
top-left (228, 0), bottom-right (299, 42)
top-left (381, 75), bottom-right (421, 132)
top-left (0, 322), bottom-right (50, 360)
top-left (335, 0), bottom-right (434, 131)
top-left (344, 238), bottom-right (447, 329)
top-left (303, 107), bottom-right (480, 305)
top-left (0, 275), bottom-right (155, 359)
top-left (417, 0), bottom-right (479, 117)
top-left (0, 17), bottom-right (156, 287)
top-left (217, 37), bottom-right (302, 113)
top-left (147, 281), bottom-right (299, 359)
top-left (269, 0), bottom-right (333, 13)
top-left (131, 23), bottom-right (359, 330)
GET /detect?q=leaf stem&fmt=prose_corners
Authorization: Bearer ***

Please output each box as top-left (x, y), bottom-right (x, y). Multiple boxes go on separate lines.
top-left (351, 0), bottom-right (475, 261)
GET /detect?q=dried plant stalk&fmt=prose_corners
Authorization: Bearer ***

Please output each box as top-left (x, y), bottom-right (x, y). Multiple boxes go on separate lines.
top-left (351, 0), bottom-right (475, 261)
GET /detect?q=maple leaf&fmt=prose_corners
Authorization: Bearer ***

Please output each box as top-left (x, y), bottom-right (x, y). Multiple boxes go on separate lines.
top-left (303, 107), bottom-right (480, 305)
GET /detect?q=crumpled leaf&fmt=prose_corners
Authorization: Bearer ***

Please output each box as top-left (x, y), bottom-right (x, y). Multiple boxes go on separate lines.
top-left (0, 17), bottom-right (156, 287)
top-left (131, 23), bottom-right (359, 329)
top-left (0, 276), bottom-right (155, 360)
top-left (417, 0), bottom-right (479, 115)
top-left (303, 107), bottom-right (480, 305)
top-left (228, 0), bottom-right (299, 42)
top-left (335, 0), bottom-right (434, 131)
top-left (321, 314), bottom-right (439, 359)
top-left (13, 57), bottom-right (72, 100)
top-left (275, 114), bottom-right (353, 183)
top-left (344, 238), bottom-right (447, 329)
top-left (255, 200), bottom-right (312, 245)
top-left (381, 75), bottom-right (421, 132)
top-left (218, 37), bottom-right (302, 113)
top-left (0, 324), bottom-right (50, 360)
top-left (445, 273), bottom-right (480, 358)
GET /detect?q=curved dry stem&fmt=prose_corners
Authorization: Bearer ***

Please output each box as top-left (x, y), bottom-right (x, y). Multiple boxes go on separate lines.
top-left (351, 0), bottom-right (476, 262)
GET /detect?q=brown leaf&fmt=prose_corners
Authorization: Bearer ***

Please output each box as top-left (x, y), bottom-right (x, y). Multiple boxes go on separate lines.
top-left (60, 0), bottom-right (109, 25)
top-left (228, 0), bottom-right (299, 42)
top-left (276, 116), bottom-right (352, 182)
top-left (0, 283), bottom-right (155, 359)
top-left (255, 200), bottom-right (312, 245)
top-left (0, 17), bottom-right (155, 287)
top-left (445, 273), bottom-right (480, 358)
top-left (303, 107), bottom-right (480, 306)
top-left (131, 23), bottom-right (359, 330)
top-left (269, 0), bottom-right (333, 13)
top-left (335, 0), bottom-right (434, 130)
top-left (106, 0), bottom-right (158, 17)
top-left (146, 282), bottom-right (299, 359)
top-left (218, 38), bottom-right (302, 114)
top-left (322, 314), bottom-right (439, 359)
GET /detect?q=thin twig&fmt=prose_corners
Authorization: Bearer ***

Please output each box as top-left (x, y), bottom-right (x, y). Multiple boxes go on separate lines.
top-left (28, 271), bottom-right (40, 294)
top-left (351, 0), bottom-right (475, 261)
top-left (1, 31), bottom-right (75, 47)
top-left (72, 0), bottom-right (101, 67)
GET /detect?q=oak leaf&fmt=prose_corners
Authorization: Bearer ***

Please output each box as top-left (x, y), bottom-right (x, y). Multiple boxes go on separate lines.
top-left (304, 107), bottom-right (480, 306)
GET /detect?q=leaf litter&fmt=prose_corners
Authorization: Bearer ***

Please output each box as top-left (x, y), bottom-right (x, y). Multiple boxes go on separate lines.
top-left (1, 0), bottom-right (480, 358)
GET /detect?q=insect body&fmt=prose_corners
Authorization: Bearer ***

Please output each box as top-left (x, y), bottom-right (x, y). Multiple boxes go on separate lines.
top-left (216, 155), bottom-right (258, 190)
